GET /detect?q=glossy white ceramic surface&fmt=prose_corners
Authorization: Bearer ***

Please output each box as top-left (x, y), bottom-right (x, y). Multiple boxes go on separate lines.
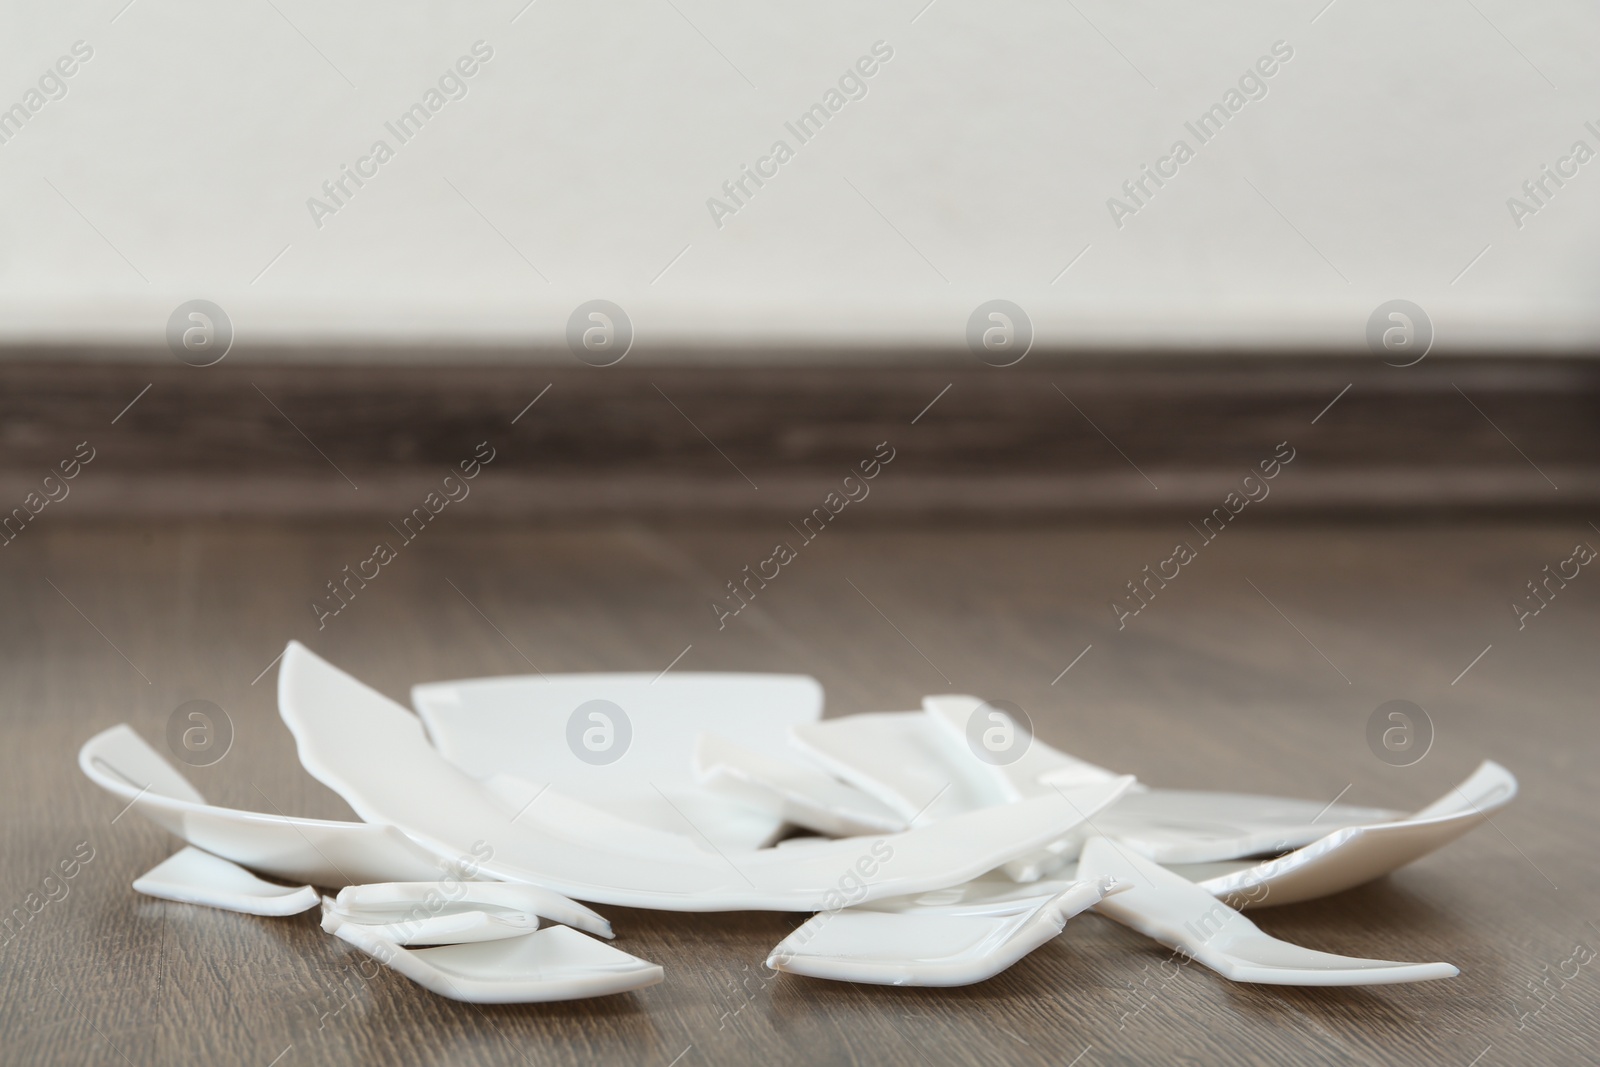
top-left (333, 909), bottom-right (538, 946)
top-left (322, 907), bottom-right (663, 1003)
top-left (920, 695), bottom-right (1124, 795)
top-left (789, 711), bottom-right (1008, 823)
top-left (1079, 838), bottom-right (1458, 986)
top-left (79, 724), bottom-right (448, 886)
top-left (280, 640), bottom-right (1136, 911)
top-left (1186, 760), bottom-right (1518, 907)
top-left (132, 847), bottom-right (319, 916)
top-left (331, 880), bottom-right (612, 940)
top-left (1089, 788), bottom-right (1400, 865)
top-left (767, 877), bottom-right (1118, 986)
top-left (693, 733), bottom-right (906, 837)
top-left (792, 706), bottom-right (1401, 867)
top-left (414, 670), bottom-right (824, 851)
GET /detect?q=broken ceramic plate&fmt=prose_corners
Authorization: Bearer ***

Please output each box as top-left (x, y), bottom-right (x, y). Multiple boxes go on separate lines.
top-left (1177, 760), bottom-right (1517, 907)
top-left (924, 695), bottom-right (1400, 863)
top-left (921, 695), bottom-right (1124, 795)
top-left (786, 707), bottom-right (1110, 881)
top-left (328, 908), bottom-right (536, 946)
top-left (322, 905), bottom-right (662, 1003)
top-left (413, 669), bottom-right (823, 851)
top-left (277, 642), bottom-right (1135, 911)
top-left (79, 724), bottom-right (447, 886)
top-left (766, 876), bottom-right (1121, 987)
top-left (796, 704), bottom-right (1398, 865)
top-left (920, 696), bottom-right (1140, 880)
top-left (1078, 837), bottom-right (1458, 985)
top-left (1083, 788), bottom-right (1399, 865)
top-left (477, 772), bottom-right (755, 866)
top-left (858, 869), bottom-right (1102, 912)
top-left (133, 847), bottom-right (318, 916)
top-left (789, 710), bottom-right (1009, 824)
top-left (330, 880), bottom-right (612, 941)
top-left (693, 733), bottom-right (906, 838)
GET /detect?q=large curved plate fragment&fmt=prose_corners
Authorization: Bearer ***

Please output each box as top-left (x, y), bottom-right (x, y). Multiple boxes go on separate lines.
top-left (279, 642), bottom-right (1135, 911)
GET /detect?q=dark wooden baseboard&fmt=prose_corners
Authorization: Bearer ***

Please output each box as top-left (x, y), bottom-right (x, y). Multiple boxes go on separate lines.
top-left (2, 354), bottom-right (1596, 516)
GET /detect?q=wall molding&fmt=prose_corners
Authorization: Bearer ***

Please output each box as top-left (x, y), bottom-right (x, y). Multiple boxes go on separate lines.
top-left (3, 356), bottom-right (1595, 516)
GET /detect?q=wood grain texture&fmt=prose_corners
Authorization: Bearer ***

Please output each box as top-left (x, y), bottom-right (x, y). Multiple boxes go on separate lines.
top-left (1, 516), bottom-right (1596, 1066)
top-left (0, 356), bottom-right (1597, 517)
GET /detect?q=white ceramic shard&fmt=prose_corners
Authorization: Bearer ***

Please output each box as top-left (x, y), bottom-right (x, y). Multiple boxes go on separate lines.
top-left (920, 695), bottom-right (1124, 795)
top-left (772, 834), bottom-right (837, 850)
top-left (1084, 788), bottom-right (1400, 865)
top-left (693, 733), bottom-right (906, 837)
top-left (413, 669), bottom-right (824, 851)
top-left (1077, 837), bottom-right (1458, 985)
top-left (806, 703), bottom-right (1398, 867)
top-left (920, 696), bottom-right (1136, 881)
top-left (278, 641), bottom-right (1136, 910)
top-left (78, 725), bottom-right (448, 886)
top-left (859, 870), bottom-right (1104, 913)
top-left (322, 907), bottom-right (663, 1003)
top-left (787, 709), bottom-right (1109, 881)
top-left (333, 909), bottom-right (537, 945)
top-left (133, 847), bottom-right (319, 916)
top-left (479, 773), bottom-right (738, 866)
top-left (789, 711), bottom-right (1007, 823)
top-left (602, 786), bottom-right (785, 854)
top-left (767, 876), bottom-right (1119, 986)
top-left (1186, 760), bottom-right (1517, 907)
top-left (331, 881), bottom-right (612, 940)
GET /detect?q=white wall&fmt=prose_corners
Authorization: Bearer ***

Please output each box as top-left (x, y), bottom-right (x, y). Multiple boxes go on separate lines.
top-left (0, 0), bottom-right (1596, 356)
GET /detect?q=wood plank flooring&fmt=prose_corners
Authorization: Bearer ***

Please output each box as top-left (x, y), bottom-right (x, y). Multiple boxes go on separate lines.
top-left (1, 516), bottom-right (1595, 1066)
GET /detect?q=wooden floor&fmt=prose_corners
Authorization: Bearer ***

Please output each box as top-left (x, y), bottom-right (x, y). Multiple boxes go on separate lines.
top-left (2, 516), bottom-right (1596, 1066)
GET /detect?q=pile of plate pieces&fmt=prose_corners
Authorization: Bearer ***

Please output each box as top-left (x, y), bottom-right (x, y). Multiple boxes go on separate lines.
top-left (78, 642), bottom-right (1516, 1003)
